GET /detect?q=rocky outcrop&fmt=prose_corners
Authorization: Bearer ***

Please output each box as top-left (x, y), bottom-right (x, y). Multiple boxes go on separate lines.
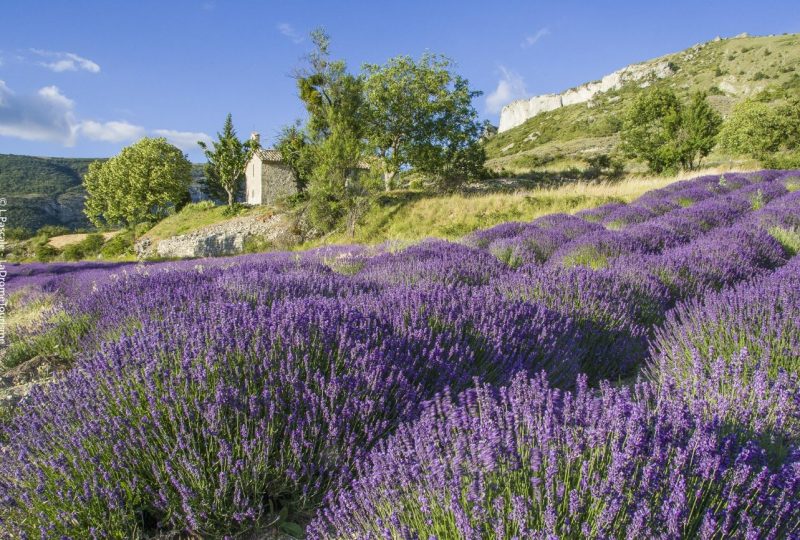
top-left (141, 213), bottom-right (300, 259)
top-left (498, 60), bottom-right (676, 132)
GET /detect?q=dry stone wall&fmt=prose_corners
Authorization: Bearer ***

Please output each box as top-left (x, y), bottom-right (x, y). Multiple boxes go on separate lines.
top-left (136, 213), bottom-right (300, 259)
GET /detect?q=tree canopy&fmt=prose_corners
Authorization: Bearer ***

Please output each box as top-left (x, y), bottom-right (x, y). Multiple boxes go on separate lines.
top-left (198, 114), bottom-right (258, 207)
top-left (83, 137), bottom-right (192, 236)
top-left (282, 28), bottom-right (486, 234)
top-left (362, 53), bottom-right (485, 190)
top-left (718, 99), bottom-right (798, 159)
top-left (621, 88), bottom-right (721, 173)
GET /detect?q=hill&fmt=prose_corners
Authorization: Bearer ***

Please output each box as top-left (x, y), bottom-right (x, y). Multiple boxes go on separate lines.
top-left (0, 154), bottom-right (97, 232)
top-left (485, 33), bottom-right (800, 173)
top-left (0, 154), bottom-right (206, 232)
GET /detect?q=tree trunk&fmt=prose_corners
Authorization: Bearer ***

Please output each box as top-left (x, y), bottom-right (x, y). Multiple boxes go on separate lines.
top-left (227, 189), bottom-right (234, 208)
top-left (383, 169), bottom-right (396, 192)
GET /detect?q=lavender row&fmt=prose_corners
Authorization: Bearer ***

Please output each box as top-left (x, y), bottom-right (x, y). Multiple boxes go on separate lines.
top-left (310, 369), bottom-right (800, 539)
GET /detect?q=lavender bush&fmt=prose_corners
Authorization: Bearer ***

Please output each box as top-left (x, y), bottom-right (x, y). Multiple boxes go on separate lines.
top-left (496, 265), bottom-right (670, 381)
top-left (650, 258), bottom-right (800, 383)
top-left (311, 371), bottom-right (800, 539)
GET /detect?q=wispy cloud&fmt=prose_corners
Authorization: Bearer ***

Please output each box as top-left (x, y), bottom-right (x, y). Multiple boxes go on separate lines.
top-left (30, 49), bottom-right (101, 73)
top-left (153, 129), bottom-right (212, 151)
top-left (78, 120), bottom-right (145, 143)
top-left (201, 1), bottom-right (215, 11)
top-left (521, 27), bottom-right (550, 48)
top-left (485, 67), bottom-right (528, 114)
top-left (277, 22), bottom-right (304, 44)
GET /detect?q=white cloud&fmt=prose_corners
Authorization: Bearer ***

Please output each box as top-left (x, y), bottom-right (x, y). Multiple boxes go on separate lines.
top-left (78, 120), bottom-right (145, 142)
top-left (277, 23), bottom-right (303, 44)
top-left (485, 67), bottom-right (528, 114)
top-left (521, 27), bottom-right (550, 48)
top-left (30, 49), bottom-right (101, 73)
top-left (0, 80), bottom-right (78, 144)
top-left (0, 80), bottom-right (207, 150)
top-left (153, 129), bottom-right (212, 151)
top-left (0, 80), bottom-right (147, 146)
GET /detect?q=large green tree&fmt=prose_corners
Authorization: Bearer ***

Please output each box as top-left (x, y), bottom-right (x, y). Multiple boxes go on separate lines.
top-left (677, 92), bottom-right (722, 170)
top-left (83, 137), bottom-right (191, 238)
top-left (718, 100), bottom-right (792, 159)
top-left (295, 28), bottom-right (370, 233)
top-left (362, 53), bottom-right (485, 191)
top-left (621, 88), bottom-right (684, 173)
top-left (198, 114), bottom-right (259, 207)
top-left (621, 88), bottom-right (721, 173)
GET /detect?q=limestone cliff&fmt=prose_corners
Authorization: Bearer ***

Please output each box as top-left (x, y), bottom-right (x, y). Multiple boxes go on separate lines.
top-left (498, 60), bottom-right (675, 132)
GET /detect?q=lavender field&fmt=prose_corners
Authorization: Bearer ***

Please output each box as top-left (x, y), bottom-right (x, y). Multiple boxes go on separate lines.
top-left (3, 170), bottom-right (800, 538)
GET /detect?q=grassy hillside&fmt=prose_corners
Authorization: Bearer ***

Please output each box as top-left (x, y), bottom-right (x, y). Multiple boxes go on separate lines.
top-left (486, 33), bottom-right (800, 173)
top-left (0, 154), bottom-right (97, 231)
top-left (0, 154), bottom-right (206, 232)
top-left (309, 168), bottom-right (742, 247)
top-left (142, 171), bottom-right (710, 253)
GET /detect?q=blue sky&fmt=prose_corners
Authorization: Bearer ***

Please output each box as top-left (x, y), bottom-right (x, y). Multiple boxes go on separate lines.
top-left (1, 0), bottom-right (798, 161)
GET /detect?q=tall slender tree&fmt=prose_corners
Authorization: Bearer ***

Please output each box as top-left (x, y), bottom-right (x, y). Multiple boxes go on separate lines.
top-left (294, 28), bottom-right (369, 232)
top-left (198, 114), bottom-right (259, 207)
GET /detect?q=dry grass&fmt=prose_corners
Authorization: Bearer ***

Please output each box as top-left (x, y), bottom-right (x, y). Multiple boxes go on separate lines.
top-left (48, 231), bottom-right (120, 249)
top-left (312, 167), bottom-right (749, 247)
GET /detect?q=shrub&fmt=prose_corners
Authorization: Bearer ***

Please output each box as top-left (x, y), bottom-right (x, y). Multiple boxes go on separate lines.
top-left (1, 300), bottom-right (451, 536)
top-left (242, 235), bottom-right (275, 254)
top-left (498, 265), bottom-right (670, 381)
top-left (191, 199), bottom-right (216, 211)
top-left (310, 372), bottom-right (799, 538)
top-left (4, 227), bottom-right (33, 241)
top-left (62, 233), bottom-right (105, 261)
top-left (1, 313), bottom-right (93, 370)
top-left (650, 260), bottom-right (800, 380)
top-left (222, 202), bottom-right (245, 218)
top-left (718, 100), bottom-right (785, 159)
top-left (36, 225), bottom-right (71, 238)
top-left (34, 242), bottom-right (59, 262)
top-left (642, 225), bottom-right (787, 300)
top-left (0, 284), bottom-right (584, 537)
top-left (100, 233), bottom-right (134, 258)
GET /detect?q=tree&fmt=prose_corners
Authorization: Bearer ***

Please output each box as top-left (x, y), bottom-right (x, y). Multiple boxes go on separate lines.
top-left (718, 100), bottom-right (791, 159)
top-left (621, 88), bottom-right (684, 173)
top-left (275, 122), bottom-right (313, 193)
top-left (677, 92), bottom-right (722, 169)
top-left (198, 114), bottom-right (259, 207)
top-left (622, 89), bottom-right (721, 173)
top-left (362, 53), bottom-right (485, 191)
top-left (295, 28), bottom-right (369, 232)
top-left (782, 98), bottom-right (800, 150)
top-left (197, 165), bottom-right (227, 203)
top-left (83, 137), bottom-right (191, 239)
